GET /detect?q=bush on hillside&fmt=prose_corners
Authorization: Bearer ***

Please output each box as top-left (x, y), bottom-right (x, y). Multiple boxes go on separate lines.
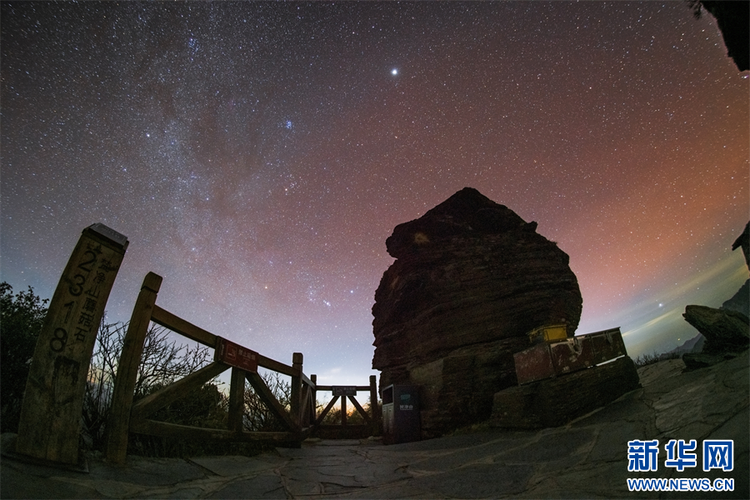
top-left (0, 283), bottom-right (48, 433)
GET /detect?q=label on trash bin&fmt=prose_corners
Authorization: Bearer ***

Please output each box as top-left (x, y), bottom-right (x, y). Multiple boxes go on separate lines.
top-left (399, 393), bottom-right (414, 410)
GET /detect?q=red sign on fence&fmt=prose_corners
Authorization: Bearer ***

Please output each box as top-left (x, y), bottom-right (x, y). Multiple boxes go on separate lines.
top-left (215, 337), bottom-right (258, 373)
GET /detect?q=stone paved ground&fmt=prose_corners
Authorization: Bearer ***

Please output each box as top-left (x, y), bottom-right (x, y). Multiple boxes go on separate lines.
top-left (2, 351), bottom-right (747, 499)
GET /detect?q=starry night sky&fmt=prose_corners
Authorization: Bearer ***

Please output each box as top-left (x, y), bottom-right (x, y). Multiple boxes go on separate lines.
top-left (2, 1), bottom-right (748, 388)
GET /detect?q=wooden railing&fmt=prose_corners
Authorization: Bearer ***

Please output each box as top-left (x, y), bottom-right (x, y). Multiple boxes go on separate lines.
top-left (105, 272), bottom-right (316, 463)
top-left (312, 376), bottom-right (382, 437)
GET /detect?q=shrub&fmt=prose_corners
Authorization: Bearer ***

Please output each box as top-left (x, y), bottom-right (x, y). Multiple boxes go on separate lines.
top-left (0, 283), bottom-right (48, 433)
top-left (82, 321), bottom-right (215, 452)
top-left (243, 371), bottom-right (291, 432)
top-left (633, 351), bottom-right (680, 367)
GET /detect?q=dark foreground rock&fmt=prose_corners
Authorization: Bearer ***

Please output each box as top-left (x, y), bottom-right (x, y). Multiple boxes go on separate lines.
top-left (683, 305), bottom-right (749, 355)
top-left (3, 351), bottom-right (747, 499)
top-left (682, 351), bottom-right (743, 371)
top-left (372, 187), bottom-right (582, 435)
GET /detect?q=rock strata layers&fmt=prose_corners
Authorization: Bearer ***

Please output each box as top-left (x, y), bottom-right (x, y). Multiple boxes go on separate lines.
top-left (682, 305), bottom-right (749, 371)
top-left (372, 187), bottom-right (583, 435)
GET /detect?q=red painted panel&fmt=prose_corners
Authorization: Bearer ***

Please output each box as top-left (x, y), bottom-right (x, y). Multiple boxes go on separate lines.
top-left (215, 337), bottom-right (258, 372)
top-left (549, 328), bottom-right (626, 374)
top-left (513, 328), bottom-right (627, 384)
top-left (514, 343), bottom-right (555, 385)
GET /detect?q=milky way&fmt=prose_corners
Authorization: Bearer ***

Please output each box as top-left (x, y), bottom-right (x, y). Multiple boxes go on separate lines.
top-left (1, 1), bottom-right (747, 386)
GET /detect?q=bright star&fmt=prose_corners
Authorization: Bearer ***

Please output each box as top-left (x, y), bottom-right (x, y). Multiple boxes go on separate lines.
top-left (391, 68), bottom-right (398, 76)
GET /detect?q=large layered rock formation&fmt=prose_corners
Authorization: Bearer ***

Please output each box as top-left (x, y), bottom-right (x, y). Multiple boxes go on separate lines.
top-left (372, 187), bottom-right (583, 435)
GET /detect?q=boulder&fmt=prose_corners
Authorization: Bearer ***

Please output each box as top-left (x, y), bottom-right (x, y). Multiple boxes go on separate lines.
top-left (372, 187), bottom-right (583, 435)
top-left (681, 351), bottom-right (740, 371)
top-left (683, 305), bottom-right (749, 354)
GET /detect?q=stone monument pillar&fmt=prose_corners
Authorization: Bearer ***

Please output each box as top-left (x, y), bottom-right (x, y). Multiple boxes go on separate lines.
top-left (15, 223), bottom-right (128, 465)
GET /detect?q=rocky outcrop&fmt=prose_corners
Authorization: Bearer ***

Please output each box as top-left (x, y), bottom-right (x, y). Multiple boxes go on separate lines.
top-left (682, 305), bottom-right (749, 370)
top-left (682, 221), bottom-right (750, 370)
top-left (683, 305), bottom-right (749, 353)
top-left (372, 188), bottom-right (583, 435)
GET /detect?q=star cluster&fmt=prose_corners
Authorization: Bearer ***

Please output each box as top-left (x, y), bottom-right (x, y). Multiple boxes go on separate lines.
top-left (1, 2), bottom-right (747, 384)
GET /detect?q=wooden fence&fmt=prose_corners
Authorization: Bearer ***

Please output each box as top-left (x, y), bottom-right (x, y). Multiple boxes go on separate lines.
top-left (105, 272), bottom-right (316, 463)
top-left (313, 378), bottom-right (381, 438)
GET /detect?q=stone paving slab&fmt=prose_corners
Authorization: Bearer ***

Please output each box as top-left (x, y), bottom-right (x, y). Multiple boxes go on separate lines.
top-left (204, 474), bottom-right (287, 499)
top-left (1, 351), bottom-right (748, 499)
top-left (189, 455), bottom-right (286, 477)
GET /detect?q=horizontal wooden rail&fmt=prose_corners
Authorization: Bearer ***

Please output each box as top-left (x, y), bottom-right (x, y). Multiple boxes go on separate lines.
top-left (152, 304), bottom-right (311, 385)
top-left (152, 305), bottom-right (217, 349)
top-left (256, 357), bottom-right (313, 388)
top-left (316, 385), bottom-right (371, 392)
top-left (255, 353), bottom-right (297, 378)
top-left (107, 271), bottom-right (322, 463)
top-left (300, 373), bottom-right (315, 388)
top-left (130, 419), bottom-right (301, 443)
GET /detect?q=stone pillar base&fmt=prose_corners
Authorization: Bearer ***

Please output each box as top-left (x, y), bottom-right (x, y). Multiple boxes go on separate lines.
top-left (491, 356), bottom-right (640, 429)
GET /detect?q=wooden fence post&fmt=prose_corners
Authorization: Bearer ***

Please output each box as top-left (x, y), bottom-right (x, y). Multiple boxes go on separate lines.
top-left (290, 352), bottom-right (303, 428)
top-left (16, 224), bottom-right (128, 465)
top-left (341, 394), bottom-right (348, 426)
top-left (311, 374), bottom-right (317, 421)
top-left (228, 367), bottom-right (246, 433)
top-left (104, 272), bottom-right (162, 464)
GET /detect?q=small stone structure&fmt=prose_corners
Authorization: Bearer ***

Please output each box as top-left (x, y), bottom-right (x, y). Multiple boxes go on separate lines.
top-left (491, 355), bottom-right (640, 429)
top-left (372, 187), bottom-right (583, 436)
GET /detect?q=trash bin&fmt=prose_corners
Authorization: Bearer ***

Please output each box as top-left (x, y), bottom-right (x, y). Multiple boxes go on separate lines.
top-left (381, 384), bottom-right (420, 444)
